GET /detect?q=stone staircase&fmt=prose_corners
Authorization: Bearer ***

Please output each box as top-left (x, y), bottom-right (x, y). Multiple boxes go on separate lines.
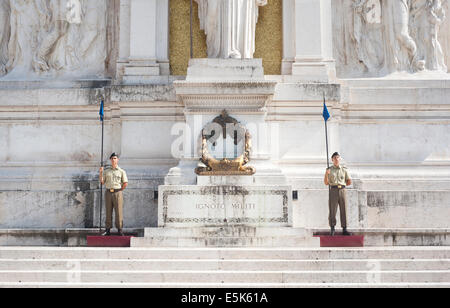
top-left (0, 247), bottom-right (449, 288)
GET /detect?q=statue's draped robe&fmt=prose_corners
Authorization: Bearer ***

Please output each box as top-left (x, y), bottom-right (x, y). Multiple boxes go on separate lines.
top-left (0, 0), bottom-right (10, 75)
top-left (7, 0), bottom-right (40, 77)
top-left (0, 0), bottom-right (106, 78)
top-left (382, 0), bottom-right (417, 72)
top-left (410, 0), bottom-right (447, 72)
top-left (195, 0), bottom-right (267, 59)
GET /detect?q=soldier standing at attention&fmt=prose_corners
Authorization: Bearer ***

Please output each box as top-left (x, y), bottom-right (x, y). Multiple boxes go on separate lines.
top-left (99, 153), bottom-right (128, 236)
top-left (324, 152), bottom-right (352, 236)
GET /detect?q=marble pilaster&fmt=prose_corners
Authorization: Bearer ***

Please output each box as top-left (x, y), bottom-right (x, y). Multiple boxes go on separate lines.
top-left (121, 0), bottom-right (169, 84)
top-left (291, 0), bottom-right (336, 82)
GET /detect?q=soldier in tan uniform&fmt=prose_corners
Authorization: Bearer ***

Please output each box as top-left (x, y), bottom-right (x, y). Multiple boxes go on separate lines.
top-left (324, 152), bottom-right (352, 236)
top-left (99, 153), bottom-right (128, 236)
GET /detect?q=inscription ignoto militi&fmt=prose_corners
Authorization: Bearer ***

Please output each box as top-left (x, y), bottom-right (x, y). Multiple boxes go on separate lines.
top-left (196, 202), bottom-right (256, 210)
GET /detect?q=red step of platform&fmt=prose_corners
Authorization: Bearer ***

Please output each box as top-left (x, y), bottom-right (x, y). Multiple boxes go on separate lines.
top-left (87, 236), bottom-right (134, 247)
top-left (315, 235), bottom-right (364, 247)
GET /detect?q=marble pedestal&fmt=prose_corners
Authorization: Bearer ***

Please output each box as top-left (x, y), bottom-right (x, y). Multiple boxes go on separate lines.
top-left (165, 58), bottom-right (284, 185)
top-left (133, 59), bottom-right (318, 247)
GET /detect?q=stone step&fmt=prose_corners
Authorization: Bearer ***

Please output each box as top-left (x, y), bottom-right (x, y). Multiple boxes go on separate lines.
top-left (313, 228), bottom-right (450, 246)
top-left (0, 259), bottom-right (449, 272)
top-left (1, 228), bottom-right (449, 247)
top-left (131, 236), bottom-right (320, 247)
top-left (143, 227), bottom-right (311, 238)
top-left (1, 282), bottom-right (450, 288)
top-left (1, 247), bottom-right (450, 260)
top-left (0, 270), bottom-right (449, 284)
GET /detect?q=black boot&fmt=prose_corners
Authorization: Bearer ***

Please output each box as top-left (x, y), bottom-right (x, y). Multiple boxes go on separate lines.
top-left (342, 228), bottom-right (351, 236)
top-left (102, 229), bottom-right (111, 236)
top-left (118, 229), bottom-right (124, 236)
top-left (330, 227), bottom-right (335, 236)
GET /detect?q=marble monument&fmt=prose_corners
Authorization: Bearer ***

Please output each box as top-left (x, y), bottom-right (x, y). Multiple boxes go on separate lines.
top-left (0, 0), bottom-right (449, 247)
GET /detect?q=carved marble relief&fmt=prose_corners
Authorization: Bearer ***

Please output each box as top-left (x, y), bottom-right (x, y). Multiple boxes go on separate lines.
top-left (353, 0), bottom-right (384, 73)
top-left (0, 0), bottom-right (10, 75)
top-left (441, 3), bottom-right (450, 69)
top-left (410, 0), bottom-right (447, 72)
top-left (0, 0), bottom-right (107, 80)
top-left (333, 0), bottom-right (449, 77)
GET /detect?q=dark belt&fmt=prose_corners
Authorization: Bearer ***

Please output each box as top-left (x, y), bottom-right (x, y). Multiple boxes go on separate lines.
top-left (331, 185), bottom-right (346, 189)
top-left (107, 188), bottom-right (122, 193)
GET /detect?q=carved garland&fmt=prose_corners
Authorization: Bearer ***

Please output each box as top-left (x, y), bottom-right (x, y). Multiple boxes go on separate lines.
top-left (195, 110), bottom-right (256, 176)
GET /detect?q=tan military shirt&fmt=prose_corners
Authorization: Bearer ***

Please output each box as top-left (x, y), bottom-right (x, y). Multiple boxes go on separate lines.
top-left (102, 166), bottom-right (128, 189)
top-left (328, 165), bottom-right (350, 186)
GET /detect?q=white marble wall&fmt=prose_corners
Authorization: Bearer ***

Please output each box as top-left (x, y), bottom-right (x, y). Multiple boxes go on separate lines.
top-left (0, 81), bottom-right (449, 229)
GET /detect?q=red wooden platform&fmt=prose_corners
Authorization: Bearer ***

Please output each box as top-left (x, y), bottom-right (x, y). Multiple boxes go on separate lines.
top-left (315, 235), bottom-right (364, 247)
top-left (87, 236), bottom-right (134, 247)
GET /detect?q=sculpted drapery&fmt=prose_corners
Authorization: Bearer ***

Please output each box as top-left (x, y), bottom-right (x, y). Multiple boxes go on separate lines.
top-left (195, 0), bottom-right (268, 59)
top-left (382, 0), bottom-right (423, 72)
top-left (0, 0), bottom-right (10, 75)
top-left (0, 0), bottom-right (106, 79)
top-left (334, 0), bottom-right (448, 77)
top-left (410, 0), bottom-right (447, 72)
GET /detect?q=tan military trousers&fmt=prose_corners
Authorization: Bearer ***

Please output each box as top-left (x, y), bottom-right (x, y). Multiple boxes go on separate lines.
top-left (329, 187), bottom-right (347, 228)
top-left (105, 190), bottom-right (123, 229)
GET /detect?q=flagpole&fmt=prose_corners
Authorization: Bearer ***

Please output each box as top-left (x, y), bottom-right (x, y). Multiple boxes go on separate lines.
top-left (325, 118), bottom-right (330, 169)
top-left (323, 94), bottom-right (331, 227)
top-left (323, 93), bottom-right (330, 168)
top-left (99, 101), bottom-right (104, 233)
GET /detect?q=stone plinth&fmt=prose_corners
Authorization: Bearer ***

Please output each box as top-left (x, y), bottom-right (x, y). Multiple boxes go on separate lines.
top-left (131, 226), bottom-right (320, 247)
top-left (158, 185), bottom-right (292, 228)
top-left (315, 235), bottom-right (365, 247)
top-left (167, 59), bottom-right (284, 186)
top-left (87, 236), bottom-right (134, 248)
top-left (174, 58), bottom-right (275, 115)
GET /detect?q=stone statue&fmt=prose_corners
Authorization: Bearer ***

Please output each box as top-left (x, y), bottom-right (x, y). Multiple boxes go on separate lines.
top-left (195, 0), bottom-right (268, 59)
top-left (74, 0), bottom-right (107, 74)
top-left (0, 0), bottom-right (106, 79)
top-left (0, 0), bottom-right (10, 76)
top-left (333, 0), bottom-right (385, 77)
top-left (441, 0), bottom-right (450, 72)
top-left (6, 0), bottom-right (41, 78)
top-left (410, 0), bottom-right (447, 72)
top-left (32, 0), bottom-right (81, 72)
top-left (382, 0), bottom-right (424, 72)
top-left (352, 0), bottom-right (384, 73)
